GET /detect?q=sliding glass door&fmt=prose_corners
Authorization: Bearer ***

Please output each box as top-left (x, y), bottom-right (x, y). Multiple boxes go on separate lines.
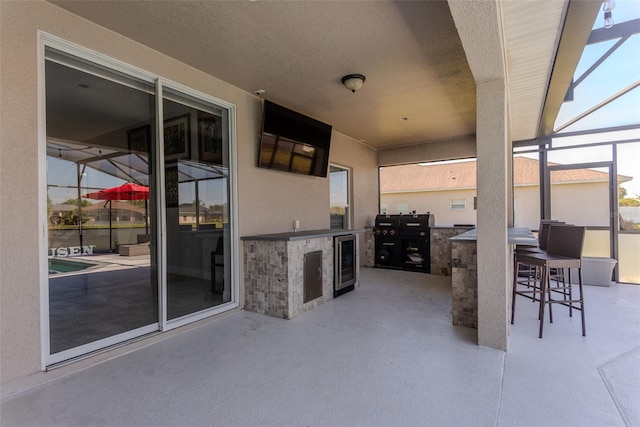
top-left (162, 88), bottom-right (232, 322)
top-left (43, 39), bottom-right (236, 364)
top-left (45, 47), bottom-right (159, 359)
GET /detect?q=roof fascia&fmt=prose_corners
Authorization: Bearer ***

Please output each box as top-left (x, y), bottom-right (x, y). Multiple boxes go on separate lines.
top-left (537, 0), bottom-right (601, 138)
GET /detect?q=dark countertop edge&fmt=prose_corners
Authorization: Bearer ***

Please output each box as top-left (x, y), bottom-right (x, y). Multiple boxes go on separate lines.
top-left (450, 229), bottom-right (476, 242)
top-left (450, 227), bottom-right (538, 245)
top-left (242, 229), bottom-right (365, 241)
top-left (364, 225), bottom-right (474, 229)
top-left (430, 225), bottom-right (476, 229)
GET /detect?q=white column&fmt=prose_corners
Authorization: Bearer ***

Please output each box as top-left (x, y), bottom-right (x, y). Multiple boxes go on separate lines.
top-left (448, 0), bottom-right (511, 351)
top-left (476, 78), bottom-right (510, 350)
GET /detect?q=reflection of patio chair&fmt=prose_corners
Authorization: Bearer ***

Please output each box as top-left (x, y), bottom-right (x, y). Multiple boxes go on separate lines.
top-left (119, 241), bottom-right (150, 256)
top-left (137, 234), bottom-right (151, 244)
top-left (211, 237), bottom-right (224, 293)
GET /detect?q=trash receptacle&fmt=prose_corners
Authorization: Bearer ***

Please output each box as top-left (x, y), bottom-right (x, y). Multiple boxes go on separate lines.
top-left (570, 257), bottom-right (617, 286)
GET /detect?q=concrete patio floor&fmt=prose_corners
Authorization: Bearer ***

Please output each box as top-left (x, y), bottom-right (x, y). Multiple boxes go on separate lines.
top-left (1, 267), bottom-right (639, 426)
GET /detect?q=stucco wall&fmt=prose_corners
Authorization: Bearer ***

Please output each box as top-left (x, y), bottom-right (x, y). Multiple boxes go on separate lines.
top-left (0, 1), bottom-right (378, 386)
top-left (329, 133), bottom-right (378, 230)
top-left (240, 130), bottom-right (378, 237)
top-left (377, 135), bottom-right (476, 166)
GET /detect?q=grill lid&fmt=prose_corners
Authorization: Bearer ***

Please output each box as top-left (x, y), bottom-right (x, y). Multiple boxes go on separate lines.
top-left (375, 214), bottom-right (401, 228)
top-left (400, 213), bottom-right (435, 231)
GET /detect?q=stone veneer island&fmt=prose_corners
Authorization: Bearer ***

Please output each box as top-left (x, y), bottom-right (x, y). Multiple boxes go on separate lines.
top-left (450, 227), bottom-right (537, 329)
top-left (242, 229), bottom-right (362, 320)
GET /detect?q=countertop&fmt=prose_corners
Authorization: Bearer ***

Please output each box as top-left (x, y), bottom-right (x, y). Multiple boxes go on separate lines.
top-left (364, 225), bottom-right (474, 229)
top-left (431, 225), bottom-right (476, 229)
top-left (450, 227), bottom-right (538, 245)
top-left (241, 229), bottom-right (365, 241)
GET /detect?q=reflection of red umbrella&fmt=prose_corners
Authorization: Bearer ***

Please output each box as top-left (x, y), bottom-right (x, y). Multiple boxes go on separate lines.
top-left (83, 183), bottom-right (149, 252)
top-left (83, 182), bottom-right (149, 201)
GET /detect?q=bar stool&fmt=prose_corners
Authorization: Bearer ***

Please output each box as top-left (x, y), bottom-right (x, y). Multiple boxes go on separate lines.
top-left (512, 220), bottom-right (565, 303)
top-left (516, 220), bottom-right (563, 255)
top-left (511, 224), bottom-right (586, 338)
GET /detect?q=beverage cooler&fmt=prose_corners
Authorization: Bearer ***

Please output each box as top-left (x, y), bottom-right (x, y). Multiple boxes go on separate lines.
top-left (334, 234), bottom-right (357, 297)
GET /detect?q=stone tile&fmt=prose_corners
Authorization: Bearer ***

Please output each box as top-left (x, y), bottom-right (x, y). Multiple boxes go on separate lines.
top-left (243, 235), bottom-right (359, 320)
top-left (430, 227), bottom-right (473, 276)
top-left (451, 240), bottom-right (478, 328)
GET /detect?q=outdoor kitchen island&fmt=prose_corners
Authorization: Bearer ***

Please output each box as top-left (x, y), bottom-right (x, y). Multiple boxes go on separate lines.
top-left (242, 229), bottom-right (363, 319)
top-left (450, 227), bottom-right (537, 329)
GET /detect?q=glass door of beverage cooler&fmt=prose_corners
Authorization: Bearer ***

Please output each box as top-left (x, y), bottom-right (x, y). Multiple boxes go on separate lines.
top-left (334, 235), bottom-right (356, 297)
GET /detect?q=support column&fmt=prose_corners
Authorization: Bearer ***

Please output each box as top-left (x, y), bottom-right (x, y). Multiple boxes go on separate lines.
top-left (448, 0), bottom-right (512, 351)
top-left (476, 79), bottom-right (510, 350)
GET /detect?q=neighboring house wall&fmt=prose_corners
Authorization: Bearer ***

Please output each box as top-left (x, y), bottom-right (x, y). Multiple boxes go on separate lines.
top-left (381, 189), bottom-right (477, 226)
top-left (382, 182), bottom-right (610, 229)
top-left (514, 181), bottom-right (611, 229)
top-left (0, 1), bottom-right (379, 386)
top-left (381, 155), bottom-right (615, 230)
top-left (550, 182), bottom-right (611, 227)
top-left (513, 185), bottom-right (540, 229)
top-left (514, 182), bottom-right (610, 229)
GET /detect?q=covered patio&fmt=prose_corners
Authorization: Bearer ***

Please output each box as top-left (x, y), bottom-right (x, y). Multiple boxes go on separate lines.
top-left (2, 268), bottom-right (639, 426)
top-left (2, 0), bottom-right (639, 409)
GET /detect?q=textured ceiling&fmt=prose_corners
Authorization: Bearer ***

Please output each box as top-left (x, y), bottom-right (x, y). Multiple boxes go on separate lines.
top-left (48, 0), bottom-right (597, 150)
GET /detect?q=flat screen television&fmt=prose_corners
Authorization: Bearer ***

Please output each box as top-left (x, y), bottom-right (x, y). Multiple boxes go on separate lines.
top-left (258, 100), bottom-right (332, 177)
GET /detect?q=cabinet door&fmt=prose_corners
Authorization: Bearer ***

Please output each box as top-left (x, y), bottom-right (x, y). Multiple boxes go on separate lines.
top-left (304, 251), bottom-right (323, 303)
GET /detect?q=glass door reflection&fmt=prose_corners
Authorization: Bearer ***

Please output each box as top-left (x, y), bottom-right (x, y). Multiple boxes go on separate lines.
top-left (163, 90), bottom-right (231, 321)
top-left (46, 48), bottom-right (158, 356)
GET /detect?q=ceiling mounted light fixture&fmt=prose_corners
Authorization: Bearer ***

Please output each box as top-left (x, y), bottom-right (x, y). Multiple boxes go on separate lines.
top-left (341, 74), bottom-right (366, 93)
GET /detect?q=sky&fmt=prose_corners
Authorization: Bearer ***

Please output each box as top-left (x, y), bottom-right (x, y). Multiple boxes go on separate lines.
top-left (556, 0), bottom-right (639, 130)
top-left (543, 0), bottom-right (640, 197)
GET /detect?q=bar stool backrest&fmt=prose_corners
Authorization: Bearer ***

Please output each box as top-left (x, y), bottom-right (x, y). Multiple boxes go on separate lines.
top-left (545, 225), bottom-right (585, 259)
top-left (538, 220), bottom-right (564, 250)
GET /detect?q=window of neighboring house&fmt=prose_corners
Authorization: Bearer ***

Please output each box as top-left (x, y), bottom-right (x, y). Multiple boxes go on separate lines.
top-left (330, 165), bottom-right (350, 229)
top-left (450, 199), bottom-right (466, 210)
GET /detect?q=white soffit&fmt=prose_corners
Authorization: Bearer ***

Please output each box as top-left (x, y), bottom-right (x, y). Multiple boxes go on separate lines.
top-left (501, 1), bottom-right (567, 142)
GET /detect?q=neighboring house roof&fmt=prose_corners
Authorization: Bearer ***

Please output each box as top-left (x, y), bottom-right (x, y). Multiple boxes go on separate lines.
top-left (179, 203), bottom-right (211, 216)
top-left (380, 156), bottom-right (632, 193)
top-left (51, 204), bottom-right (77, 212)
top-left (85, 201), bottom-right (146, 214)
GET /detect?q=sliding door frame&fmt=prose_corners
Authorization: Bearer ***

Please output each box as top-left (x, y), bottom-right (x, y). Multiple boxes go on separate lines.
top-left (38, 32), bottom-right (239, 368)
